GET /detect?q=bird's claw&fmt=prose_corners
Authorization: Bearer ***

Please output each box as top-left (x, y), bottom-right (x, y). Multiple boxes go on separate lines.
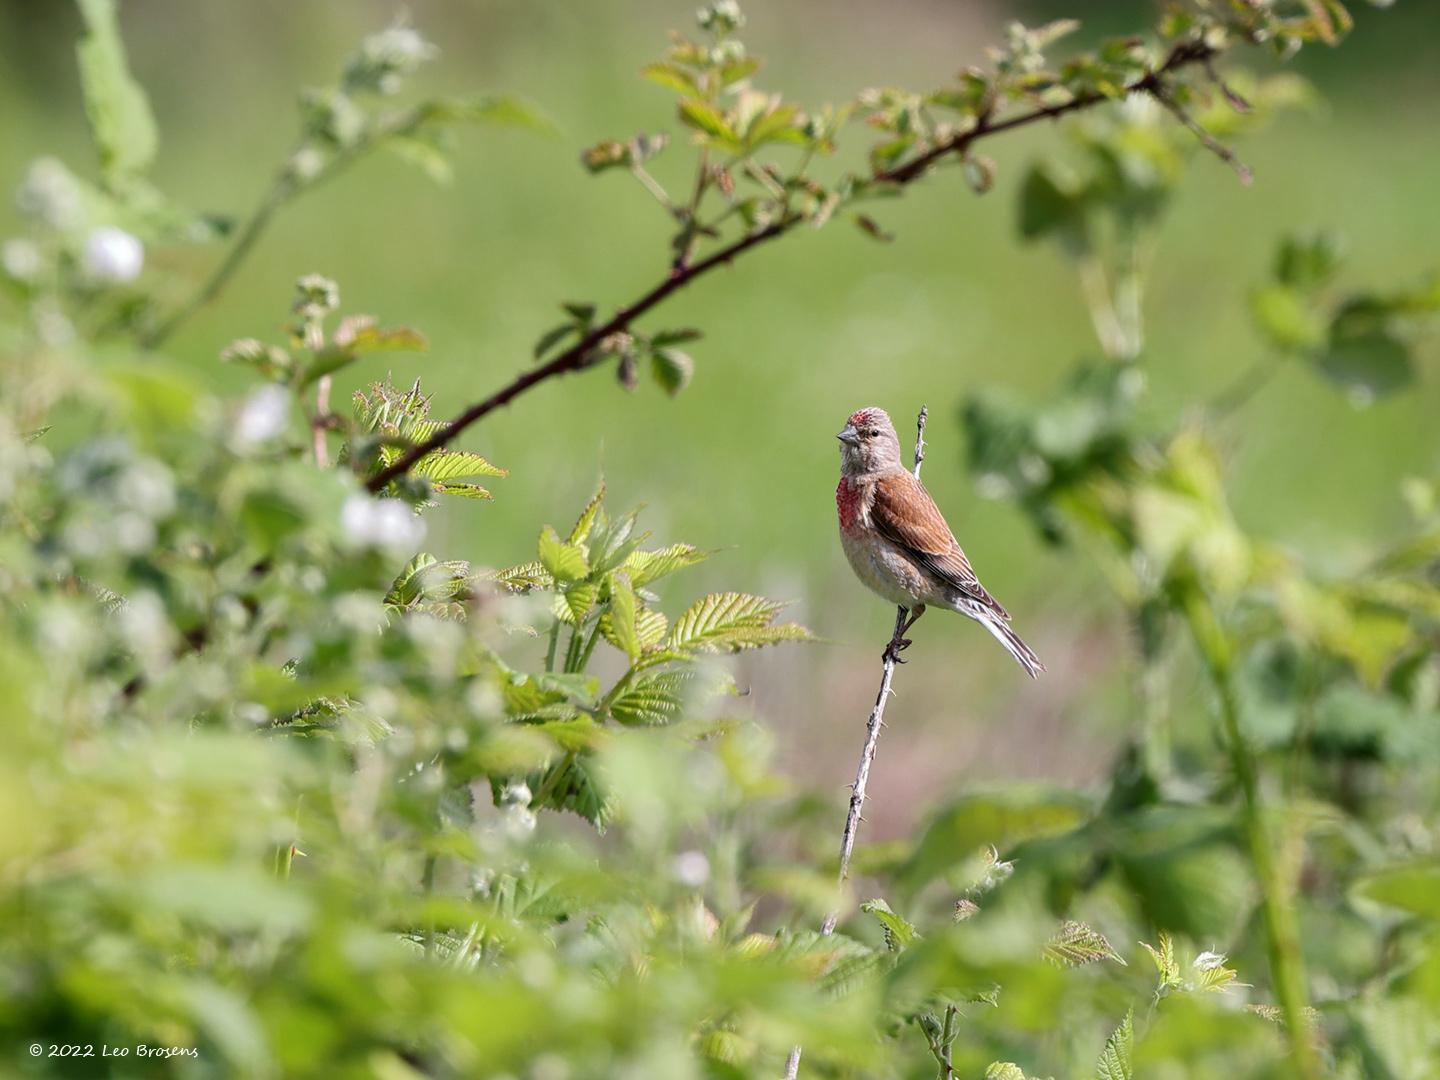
top-left (881, 637), bottom-right (914, 665)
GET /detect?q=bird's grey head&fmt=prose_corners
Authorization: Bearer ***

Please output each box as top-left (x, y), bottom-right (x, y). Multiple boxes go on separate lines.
top-left (837, 407), bottom-right (903, 477)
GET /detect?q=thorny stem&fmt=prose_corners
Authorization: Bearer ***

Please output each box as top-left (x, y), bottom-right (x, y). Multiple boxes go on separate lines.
top-left (367, 43), bottom-right (1220, 493)
top-left (312, 374), bottom-right (332, 467)
top-left (784, 406), bottom-right (928, 1080)
top-left (1182, 588), bottom-right (1320, 1080)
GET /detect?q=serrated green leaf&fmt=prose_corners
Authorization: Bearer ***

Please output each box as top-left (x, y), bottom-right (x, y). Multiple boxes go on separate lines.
top-left (624, 544), bottom-right (709, 587)
top-left (1141, 932), bottom-right (1181, 989)
top-left (345, 324), bottom-right (428, 354)
top-left (414, 449), bottom-right (507, 485)
top-left (859, 898), bottom-right (919, 952)
top-left (538, 526), bottom-right (589, 583)
top-left (678, 99), bottom-right (738, 146)
top-left (651, 347), bottom-right (694, 396)
top-left (641, 62), bottom-right (702, 96)
top-left (487, 560), bottom-right (552, 593)
top-left (385, 552), bottom-right (474, 614)
top-left (601, 573), bottom-right (641, 660)
top-left (527, 753), bottom-right (610, 827)
top-left (986, 1065), bottom-right (1028, 1080)
top-left (669, 592), bottom-right (812, 653)
top-left (634, 608), bottom-right (669, 650)
top-left (433, 482), bottom-right (492, 500)
top-left (608, 670), bottom-right (694, 726)
top-left (563, 582), bottom-right (599, 623)
top-left (1095, 1008), bottom-right (1133, 1080)
top-left (1044, 920), bottom-right (1125, 967)
top-left (568, 483), bottom-right (606, 544)
top-left (76, 0), bottom-right (159, 184)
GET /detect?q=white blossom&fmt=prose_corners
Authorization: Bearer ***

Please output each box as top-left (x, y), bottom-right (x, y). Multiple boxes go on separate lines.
top-left (341, 494), bottom-right (426, 554)
top-left (82, 226), bottom-right (144, 284)
top-left (1, 239), bottom-right (42, 282)
top-left (232, 384), bottom-right (291, 449)
top-left (671, 850), bottom-right (711, 887)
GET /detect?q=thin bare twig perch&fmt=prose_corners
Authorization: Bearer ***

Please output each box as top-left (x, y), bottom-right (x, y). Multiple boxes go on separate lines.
top-left (784, 405), bottom-right (928, 1080)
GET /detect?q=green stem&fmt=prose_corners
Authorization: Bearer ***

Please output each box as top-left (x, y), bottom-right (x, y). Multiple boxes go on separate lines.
top-left (421, 852), bottom-right (438, 959)
top-left (563, 622), bottom-right (584, 673)
top-left (1181, 588), bottom-right (1318, 1080)
top-left (576, 621), bottom-right (603, 671)
top-left (544, 619), bottom-right (560, 673)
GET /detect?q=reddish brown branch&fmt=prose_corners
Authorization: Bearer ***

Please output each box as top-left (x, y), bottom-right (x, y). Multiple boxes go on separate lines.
top-left (365, 41), bottom-right (1214, 493)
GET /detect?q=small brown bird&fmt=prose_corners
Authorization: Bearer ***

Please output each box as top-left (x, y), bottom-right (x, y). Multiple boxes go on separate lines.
top-left (835, 406), bottom-right (1044, 677)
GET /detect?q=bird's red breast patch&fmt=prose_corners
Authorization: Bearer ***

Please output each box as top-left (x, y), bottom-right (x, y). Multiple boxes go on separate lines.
top-left (836, 477), bottom-right (862, 529)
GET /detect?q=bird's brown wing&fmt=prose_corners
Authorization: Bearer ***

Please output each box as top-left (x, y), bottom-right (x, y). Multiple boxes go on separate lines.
top-left (870, 471), bottom-right (1009, 618)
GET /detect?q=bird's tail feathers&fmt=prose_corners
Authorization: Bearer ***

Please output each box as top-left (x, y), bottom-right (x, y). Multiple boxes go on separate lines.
top-left (964, 602), bottom-right (1045, 678)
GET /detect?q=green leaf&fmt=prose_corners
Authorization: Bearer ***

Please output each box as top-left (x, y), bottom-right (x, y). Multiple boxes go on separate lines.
top-left (1140, 931), bottom-right (1181, 989)
top-left (859, 898), bottom-right (919, 952)
top-left (1276, 232), bottom-right (1344, 290)
top-left (562, 582), bottom-right (598, 623)
top-left (745, 104), bottom-right (803, 148)
top-left (668, 592), bottom-right (812, 653)
top-left (416, 94), bottom-right (555, 134)
top-left (608, 670), bottom-right (693, 726)
top-left (634, 608), bottom-right (669, 650)
top-left (385, 552), bottom-right (474, 614)
top-left (538, 526), bottom-right (589, 583)
top-left (527, 754), bottom-right (610, 827)
top-left (568, 482), bottom-right (606, 544)
top-left (1044, 920), bottom-right (1125, 967)
top-left (650, 328), bottom-right (702, 348)
top-left (1249, 284), bottom-right (1325, 351)
top-left (898, 789), bottom-right (1089, 891)
top-left (1313, 328), bottom-right (1414, 401)
top-left (678, 99), bottom-right (738, 146)
top-left (1018, 162), bottom-right (1088, 250)
top-left (76, 0), bottom-right (159, 184)
top-left (413, 449), bottom-right (507, 485)
top-left (651, 348), bottom-right (694, 396)
top-left (344, 324), bottom-right (427, 354)
top-left (1353, 861), bottom-right (1440, 919)
top-left (623, 543), bottom-right (709, 587)
top-left (601, 573), bottom-right (641, 660)
top-left (1095, 1008), bottom-right (1133, 1080)
top-left (641, 62), bottom-right (702, 97)
top-left (433, 482), bottom-right (493, 500)
top-left (986, 1065), bottom-right (1028, 1080)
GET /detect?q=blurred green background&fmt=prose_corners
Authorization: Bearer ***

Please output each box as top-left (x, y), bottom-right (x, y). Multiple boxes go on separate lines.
top-left (3, 0), bottom-right (1435, 832)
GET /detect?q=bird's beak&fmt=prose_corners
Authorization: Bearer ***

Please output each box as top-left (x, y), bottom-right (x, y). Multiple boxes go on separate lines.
top-left (836, 424), bottom-right (861, 448)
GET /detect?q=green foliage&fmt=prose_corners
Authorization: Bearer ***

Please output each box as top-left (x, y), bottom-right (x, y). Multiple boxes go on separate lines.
top-left (3, 2), bottom-right (1438, 1078)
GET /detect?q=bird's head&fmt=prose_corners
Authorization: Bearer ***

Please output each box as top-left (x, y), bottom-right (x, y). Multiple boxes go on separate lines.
top-left (837, 407), bottom-right (902, 476)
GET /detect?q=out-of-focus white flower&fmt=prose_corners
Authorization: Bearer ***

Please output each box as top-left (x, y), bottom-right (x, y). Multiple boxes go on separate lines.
top-left (341, 494), bottom-right (426, 554)
top-left (17, 158), bottom-right (84, 230)
top-left (1, 239), bottom-right (42, 282)
top-left (345, 25), bottom-right (437, 95)
top-left (672, 850), bottom-right (711, 888)
top-left (498, 780), bottom-right (537, 837)
top-left (82, 226), bottom-right (144, 284)
top-left (34, 306), bottom-right (75, 346)
top-left (232, 384), bottom-right (292, 449)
